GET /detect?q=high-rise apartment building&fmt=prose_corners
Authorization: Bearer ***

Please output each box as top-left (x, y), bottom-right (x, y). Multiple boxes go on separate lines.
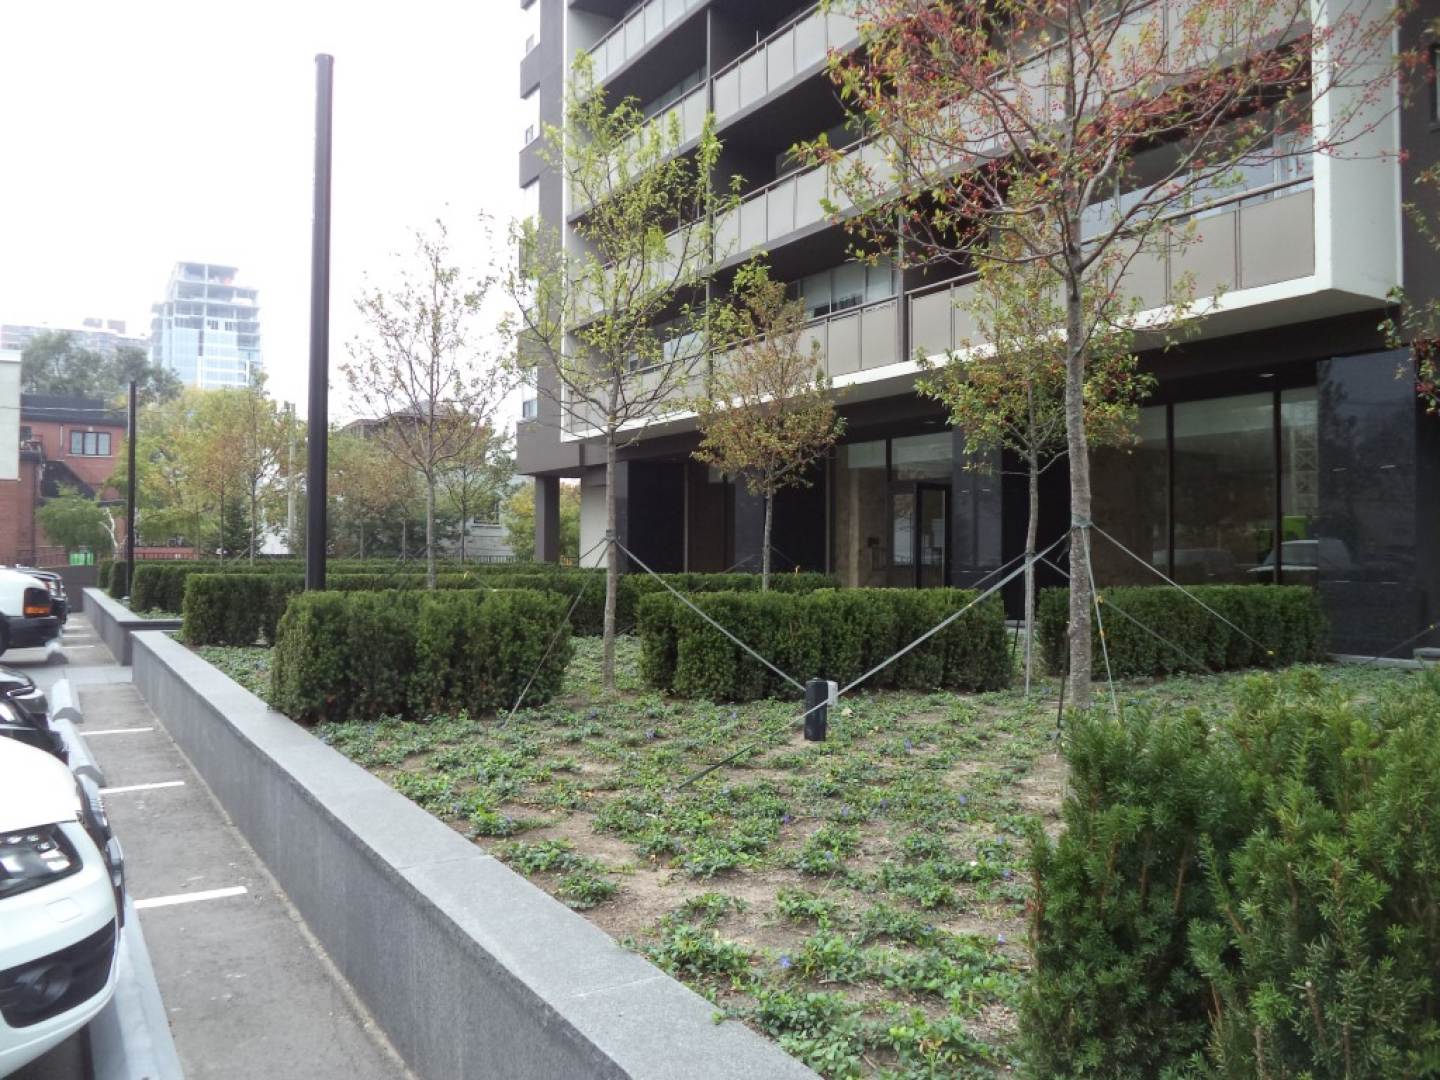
top-left (514, 0), bottom-right (1440, 657)
top-left (148, 262), bottom-right (262, 390)
top-left (0, 318), bottom-right (148, 357)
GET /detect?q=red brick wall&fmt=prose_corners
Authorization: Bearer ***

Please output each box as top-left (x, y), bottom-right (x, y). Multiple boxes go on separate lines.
top-left (0, 461), bottom-right (41, 564)
top-left (22, 417), bottom-right (125, 488)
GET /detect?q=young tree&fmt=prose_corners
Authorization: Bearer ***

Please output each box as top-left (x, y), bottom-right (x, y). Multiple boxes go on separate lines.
top-left (504, 480), bottom-right (582, 563)
top-left (506, 57), bottom-right (739, 688)
top-left (808, 0), bottom-right (1406, 704)
top-left (436, 427), bottom-right (513, 563)
top-left (328, 429), bottom-right (419, 559)
top-left (345, 219), bottom-right (511, 588)
top-left (919, 242), bottom-right (1155, 692)
top-left (36, 488), bottom-right (114, 556)
top-left (691, 262), bottom-right (846, 589)
top-left (223, 376), bottom-right (288, 563)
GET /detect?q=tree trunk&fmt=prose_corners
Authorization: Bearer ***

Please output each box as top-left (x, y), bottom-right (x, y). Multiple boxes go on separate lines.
top-left (359, 521), bottom-right (366, 560)
top-left (761, 491), bottom-right (774, 591)
top-left (459, 503), bottom-right (467, 564)
top-left (1063, 255), bottom-right (1094, 708)
top-left (1025, 448), bottom-right (1039, 696)
top-left (425, 476), bottom-right (437, 590)
top-left (401, 520), bottom-right (408, 561)
top-left (249, 489), bottom-right (258, 565)
top-left (602, 438), bottom-right (619, 691)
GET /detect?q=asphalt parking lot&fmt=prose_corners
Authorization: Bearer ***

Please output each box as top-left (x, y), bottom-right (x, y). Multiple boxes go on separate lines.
top-left (4, 613), bottom-right (407, 1080)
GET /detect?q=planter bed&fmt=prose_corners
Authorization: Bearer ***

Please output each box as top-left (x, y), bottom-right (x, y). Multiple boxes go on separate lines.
top-left (187, 636), bottom-right (1420, 1077)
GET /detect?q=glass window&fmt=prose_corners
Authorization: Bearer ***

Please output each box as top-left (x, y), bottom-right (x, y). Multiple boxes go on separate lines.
top-left (1091, 405), bottom-right (1169, 585)
top-left (69, 430), bottom-right (83, 454)
top-left (1172, 393), bottom-right (1275, 584)
top-left (98, 432), bottom-right (111, 456)
top-left (831, 262), bottom-right (865, 312)
top-left (865, 261), bottom-right (895, 303)
top-left (890, 431), bottom-right (951, 481)
top-left (833, 440), bottom-right (888, 587)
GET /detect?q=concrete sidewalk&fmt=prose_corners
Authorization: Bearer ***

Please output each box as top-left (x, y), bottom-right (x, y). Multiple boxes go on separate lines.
top-left (77, 682), bottom-right (410, 1080)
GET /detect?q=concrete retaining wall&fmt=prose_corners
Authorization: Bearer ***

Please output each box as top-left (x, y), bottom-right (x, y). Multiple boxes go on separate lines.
top-left (130, 630), bottom-right (817, 1080)
top-left (83, 589), bottom-right (182, 665)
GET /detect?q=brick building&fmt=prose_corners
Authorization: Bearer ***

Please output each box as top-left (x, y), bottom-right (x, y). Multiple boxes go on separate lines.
top-left (0, 388), bottom-right (126, 565)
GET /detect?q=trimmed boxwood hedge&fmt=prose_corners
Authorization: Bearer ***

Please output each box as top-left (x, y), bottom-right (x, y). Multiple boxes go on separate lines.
top-left (270, 587), bottom-right (572, 724)
top-left (178, 563), bottom-right (841, 644)
top-left (1035, 584), bottom-right (1326, 678)
top-left (639, 588), bottom-right (1010, 701)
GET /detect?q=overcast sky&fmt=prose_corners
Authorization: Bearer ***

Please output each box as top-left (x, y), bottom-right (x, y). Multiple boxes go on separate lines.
top-left (0, 0), bottom-right (531, 422)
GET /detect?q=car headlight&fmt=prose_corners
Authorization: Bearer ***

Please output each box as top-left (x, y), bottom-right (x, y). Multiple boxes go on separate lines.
top-left (0, 825), bottom-right (81, 900)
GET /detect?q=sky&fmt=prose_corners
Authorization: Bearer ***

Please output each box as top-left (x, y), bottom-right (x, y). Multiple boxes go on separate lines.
top-left (0, 0), bottom-right (532, 422)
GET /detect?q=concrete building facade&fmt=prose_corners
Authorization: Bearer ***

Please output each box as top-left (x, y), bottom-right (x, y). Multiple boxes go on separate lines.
top-left (514, 0), bottom-right (1440, 657)
top-left (149, 262), bottom-right (262, 390)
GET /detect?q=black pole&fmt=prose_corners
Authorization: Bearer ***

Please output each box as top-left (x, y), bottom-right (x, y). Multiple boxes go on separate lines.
top-left (123, 380), bottom-right (137, 596)
top-left (306, 53), bottom-right (333, 591)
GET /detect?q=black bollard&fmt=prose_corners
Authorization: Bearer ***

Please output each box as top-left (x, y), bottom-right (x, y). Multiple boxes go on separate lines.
top-left (804, 679), bottom-right (835, 742)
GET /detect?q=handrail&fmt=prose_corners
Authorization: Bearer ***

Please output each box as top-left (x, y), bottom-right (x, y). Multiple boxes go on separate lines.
top-left (711, 2), bottom-right (824, 83)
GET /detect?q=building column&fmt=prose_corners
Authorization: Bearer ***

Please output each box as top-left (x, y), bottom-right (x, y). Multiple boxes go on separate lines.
top-left (534, 475), bottom-right (561, 564)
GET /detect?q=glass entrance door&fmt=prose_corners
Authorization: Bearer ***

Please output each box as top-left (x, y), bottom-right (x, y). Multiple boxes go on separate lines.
top-left (917, 484), bottom-right (948, 588)
top-left (887, 484), bottom-right (949, 587)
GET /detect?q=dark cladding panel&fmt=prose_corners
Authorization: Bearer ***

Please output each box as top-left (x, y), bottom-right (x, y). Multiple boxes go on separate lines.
top-left (1316, 351), bottom-right (1425, 655)
top-left (950, 428), bottom-right (1003, 587)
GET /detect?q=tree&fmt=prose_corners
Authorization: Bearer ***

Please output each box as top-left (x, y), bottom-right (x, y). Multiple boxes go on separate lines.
top-left (691, 262), bottom-right (846, 590)
top-left (506, 56), bottom-right (738, 689)
top-left (807, 0), bottom-right (1406, 704)
top-left (36, 488), bottom-right (114, 555)
top-left (345, 219), bottom-right (511, 588)
top-left (21, 333), bottom-right (181, 405)
top-left (436, 428), bottom-right (514, 562)
top-left (328, 429), bottom-right (420, 559)
top-left (918, 241), bottom-right (1155, 692)
top-left (504, 480), bottom-right (581, 563)
top-left (230, 377), bottom-right (288, 563)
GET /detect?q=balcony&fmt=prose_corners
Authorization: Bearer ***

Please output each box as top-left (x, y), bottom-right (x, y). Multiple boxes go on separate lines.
top-left (909, 181), bottom-right (1318, 359)
top-left (587, 0), bottom-right (706, 86)
top-left (570, 82), bottom-right (707, 215)
top-left (712, 4), bottom-right (858, 126)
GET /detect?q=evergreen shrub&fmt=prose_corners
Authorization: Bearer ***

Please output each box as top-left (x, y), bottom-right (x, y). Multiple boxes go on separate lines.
top-left (1035, 585), bottom-right (1325, 678)
top-left (638, 588), bottom-right (1009, 701)
top-left (1023, 668), bottom-right (1440, 1077)
top-left (270, 587), bottom-right (570, 724)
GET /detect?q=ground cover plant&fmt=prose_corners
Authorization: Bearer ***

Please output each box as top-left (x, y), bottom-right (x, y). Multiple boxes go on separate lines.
top-left (247, 631), bottom-right (1417, 1079)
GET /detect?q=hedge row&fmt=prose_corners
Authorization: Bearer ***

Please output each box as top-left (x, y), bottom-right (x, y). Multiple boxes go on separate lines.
top-left (1023, 668), bottom-right (1440, 1076)
top-left (179, 567), bottom-right (840, 643)
top-left (270, 588), bottom-right (573, 724)
top-left (1036, 585), bottom-right (1325, 678)
top-left (132, 559), bottom-right (557, 612)
top-left (639, 588), bottom-right (1010, 701)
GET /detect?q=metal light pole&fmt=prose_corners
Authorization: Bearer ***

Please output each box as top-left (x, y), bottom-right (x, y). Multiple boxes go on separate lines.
top-left (125, 381), bottom-right (137, 596)
top-left (306, 53), bottom-right (334, 590)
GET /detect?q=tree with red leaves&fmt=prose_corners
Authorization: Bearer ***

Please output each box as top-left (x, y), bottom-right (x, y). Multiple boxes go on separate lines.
top-left (806, 0), bottom-right (1410, 706)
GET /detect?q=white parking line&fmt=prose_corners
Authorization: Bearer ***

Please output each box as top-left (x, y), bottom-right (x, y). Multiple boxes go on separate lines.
top-left (100, 780), bottom-right (186, 794)
top-left (83, 727), bottom-right (156, 736)
top-left (134, 885), bottom-right (249, 910)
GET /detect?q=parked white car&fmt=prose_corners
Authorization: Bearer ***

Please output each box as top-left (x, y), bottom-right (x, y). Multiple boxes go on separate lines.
top-left (0, 568), bottom-right (63, 659)
top-left (0, 736), bottom-right (121, 1075)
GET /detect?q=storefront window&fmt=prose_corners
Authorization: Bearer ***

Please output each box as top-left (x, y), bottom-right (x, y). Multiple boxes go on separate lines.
top-left (1091, 405), bottom-right (1168, 585)
top-left (833, 440), bottom-right (888, 586)
top-left (1172, 393), bottom-right (1275, 584)
top-left (890, 432), bottom-right (951, 481)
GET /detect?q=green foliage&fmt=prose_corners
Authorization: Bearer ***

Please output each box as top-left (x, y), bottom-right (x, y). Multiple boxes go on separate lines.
top-left (36, 489), bottom-right (114, 555)
top-left (1022, 669), bottom-right (1440, 1078)
top-left (639, 587), bottom-right (1009, 701)
top-left (1036, 585), bottom-right (1326, 678)
top-left (182, 574), bottom-right (302, 645)
top-left (646, 919), bottom-right (755, 982)
top-left (503, 480), bottom-right (581, 563)
top-left (20, 333), bottom-right (179, 405)
top-left (270, 587), bottom-right (571, 723)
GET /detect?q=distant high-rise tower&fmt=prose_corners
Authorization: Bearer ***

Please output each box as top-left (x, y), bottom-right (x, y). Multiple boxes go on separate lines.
top-left (148, 262), bottom-right (262, 389)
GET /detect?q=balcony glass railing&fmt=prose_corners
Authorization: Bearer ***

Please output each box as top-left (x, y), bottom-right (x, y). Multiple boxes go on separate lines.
top-left (588, 0), bottom-right (706, 86)
top-left (712, 4), bottom-right (859, 124)
top-left (571, 82), bottom-right (708, 213)
top-left (909, 180), bottom-right (1317, 360)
